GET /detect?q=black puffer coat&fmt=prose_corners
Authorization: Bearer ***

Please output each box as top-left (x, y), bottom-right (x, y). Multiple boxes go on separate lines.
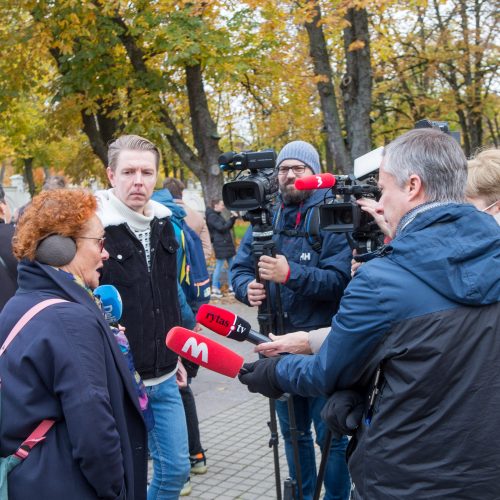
top-left (206, 208), bottom-right (237, 259)
top-left (0, 223), bottom-right (17, 311)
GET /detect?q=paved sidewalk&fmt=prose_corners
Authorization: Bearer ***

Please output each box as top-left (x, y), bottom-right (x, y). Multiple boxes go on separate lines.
top-left (189, 394), bottom-right (289, 499)
top-left (149, 296), bottom-right (325, 499)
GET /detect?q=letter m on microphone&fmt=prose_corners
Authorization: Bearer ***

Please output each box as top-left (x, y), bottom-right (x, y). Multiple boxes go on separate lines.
top-left (181, 337), bottom-right (209, 363)
top-left (166, 327), bottom-right (244, 378)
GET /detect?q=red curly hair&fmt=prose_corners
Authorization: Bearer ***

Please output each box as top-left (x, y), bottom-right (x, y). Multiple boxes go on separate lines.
top-left (13, 189), bottom-right (97, 261)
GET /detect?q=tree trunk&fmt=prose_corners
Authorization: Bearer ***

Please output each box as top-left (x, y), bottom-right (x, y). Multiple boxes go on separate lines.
top-left (304, 0), bottom-right (352, 174)
top-left (24, 157), bottom-right (35, 197)
top-left (110, 11), bottom-right (223, 204)
top-left (341, 7), bottom-right (372, 163)
top-left (81, 103), bottom-right (120, 168)
top-left (185, 63), bottom-right (223, 207)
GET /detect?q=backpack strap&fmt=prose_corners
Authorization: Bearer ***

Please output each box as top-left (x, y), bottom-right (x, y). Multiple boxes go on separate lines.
top-left (273, 204), bottom-right (323, 254)
top-left (0, 299), bottom-right (67, 356)
top-left (13, 419), bottom-right (56, 460)
top-left (0, 298), bottom-right (68, 460)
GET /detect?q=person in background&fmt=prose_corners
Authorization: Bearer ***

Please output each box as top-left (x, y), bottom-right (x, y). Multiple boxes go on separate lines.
top-left (96, 135), bottom-right (190, 500)
top-left (0, 188), bottom-right (147, 499)
top-left (42, 175), bottom-right (67, 191)
top-left (14, 174), bottom-right (67, 223)
top-left (161, 177), bottom-right (212, 260)
top-left (151, 184), bottom-right (208, 495)
top-left (466, 147), bottom-right (500, 224)
top-left (0, 188), bottom-right (17, 311)
top-left (232, 140), bottom-right (352, 500)
top-left (206, 199), bottom-right (238, 298)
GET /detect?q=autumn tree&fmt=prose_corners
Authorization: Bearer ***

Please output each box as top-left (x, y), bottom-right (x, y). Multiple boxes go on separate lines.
top-left (370, 0), bottom-right (499, 153)
top-left (25, 0), bottom-right (253, 203)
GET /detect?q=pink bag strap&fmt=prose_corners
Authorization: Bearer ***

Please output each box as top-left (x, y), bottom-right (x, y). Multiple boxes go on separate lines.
top-left (0, 298), bottom-right (68, 460)
top-left (13, 419), bottom-right (56, 460)
top-left (0, 299), bottom-right (67, 356)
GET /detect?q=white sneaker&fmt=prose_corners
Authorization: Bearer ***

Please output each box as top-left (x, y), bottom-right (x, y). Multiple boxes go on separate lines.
top-left (212, 288), bottom-right (223, 299)
top-left (180, 477), bottom-right (192, 496)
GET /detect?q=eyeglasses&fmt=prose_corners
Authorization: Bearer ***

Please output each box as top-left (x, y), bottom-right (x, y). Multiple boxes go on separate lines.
top-left (77, 236), bottom-right (106, 252)
top-left (278, 165), bottom-right (307, 176)
top-left (482, 200), bottom-right (498, 213)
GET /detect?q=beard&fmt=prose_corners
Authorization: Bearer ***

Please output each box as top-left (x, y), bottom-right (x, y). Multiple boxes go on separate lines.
top-left (279, 181), bottom-right (314, 205)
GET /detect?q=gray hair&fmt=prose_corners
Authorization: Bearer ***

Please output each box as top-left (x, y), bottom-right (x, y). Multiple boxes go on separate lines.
top-left (42, 175), bottom-right (67, 191)
top-left (108, 134), bottom-right (161, 171)
top-left (382, 129), bottom-right (467, 202)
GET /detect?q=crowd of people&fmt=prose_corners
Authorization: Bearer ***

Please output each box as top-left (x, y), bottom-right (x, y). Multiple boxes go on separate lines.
top-left (0, 130), bottom-right (498, 500)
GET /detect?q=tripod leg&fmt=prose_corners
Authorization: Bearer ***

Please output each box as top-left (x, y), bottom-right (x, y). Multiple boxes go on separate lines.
top-left (313, 429), bottom-right (333, 500)
top-left (287, 396), bottom-right (304, 500)
top-left (268, 398), bottom-right (283, 500)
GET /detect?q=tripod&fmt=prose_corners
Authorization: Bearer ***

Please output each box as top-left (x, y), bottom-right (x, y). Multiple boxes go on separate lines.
top-left (246, 208), bottom-right (304, 500)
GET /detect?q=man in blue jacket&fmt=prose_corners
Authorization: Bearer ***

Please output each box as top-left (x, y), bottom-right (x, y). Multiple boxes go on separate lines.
top-left (232, 141), bottom-right (352, 500)
top-left (239, 129), bottom-right (500, 499)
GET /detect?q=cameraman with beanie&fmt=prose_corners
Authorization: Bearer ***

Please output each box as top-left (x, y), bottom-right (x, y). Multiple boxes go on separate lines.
top-left (232, 141), bottom-right (352, 500)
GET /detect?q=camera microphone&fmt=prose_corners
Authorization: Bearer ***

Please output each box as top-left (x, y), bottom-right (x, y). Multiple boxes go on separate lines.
top-left (294, 173), bottom-right (336, 191)
top-left (166, 326), bottom-right (244, 378)
top-left (196, 304), bottom-right (271, 345)
top-left (218, 151), bottom-right (236, 171)
top-left (94, 284), bottom-right (123, 325)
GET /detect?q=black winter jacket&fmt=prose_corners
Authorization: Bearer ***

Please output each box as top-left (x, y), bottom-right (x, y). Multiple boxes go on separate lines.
top-left (0, 222), bottom-right (17, 311)
top-left (206, 208), bottom-right (237, 259)
top-left (99, 218), bottom-right (181, 380)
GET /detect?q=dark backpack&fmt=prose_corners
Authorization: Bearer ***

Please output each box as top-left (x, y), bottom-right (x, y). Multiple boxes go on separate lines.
top-left (177, 221), bottom-right (211, 310)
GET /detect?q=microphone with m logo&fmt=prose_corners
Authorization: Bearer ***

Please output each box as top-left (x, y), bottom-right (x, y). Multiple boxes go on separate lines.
top-left (166, 327), bottom-right (244, 378)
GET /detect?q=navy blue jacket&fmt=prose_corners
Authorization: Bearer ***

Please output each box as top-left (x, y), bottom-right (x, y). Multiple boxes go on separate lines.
top-left (276, 204), bottom-right (500, 498)
top-left (0, 262), bottom-right (147, 500)
top-left (231, 190), bottom-right (352, 333)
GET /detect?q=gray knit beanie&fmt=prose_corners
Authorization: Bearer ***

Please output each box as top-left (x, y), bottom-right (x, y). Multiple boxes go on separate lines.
top-left (276, 141), bottom-right (321, 174)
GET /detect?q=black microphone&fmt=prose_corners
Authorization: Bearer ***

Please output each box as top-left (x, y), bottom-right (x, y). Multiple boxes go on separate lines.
top-left (196, 304), bottom-right (271, 345)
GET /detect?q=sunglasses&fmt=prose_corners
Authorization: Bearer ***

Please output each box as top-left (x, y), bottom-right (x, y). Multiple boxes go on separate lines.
top-left (77, 236), bottom-right (106, 252)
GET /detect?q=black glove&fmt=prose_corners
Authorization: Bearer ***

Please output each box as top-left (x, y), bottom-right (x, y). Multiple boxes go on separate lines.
top-left (238, 357), bottom-right (284, 399)
top-left (321, 390), bottom-right (365, 438)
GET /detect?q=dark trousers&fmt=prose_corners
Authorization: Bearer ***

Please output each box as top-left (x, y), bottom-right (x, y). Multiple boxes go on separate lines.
top-left (180, 382), bottom-right (203, 456)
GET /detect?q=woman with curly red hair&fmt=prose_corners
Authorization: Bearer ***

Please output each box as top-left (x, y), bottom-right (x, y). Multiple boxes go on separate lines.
top-left (0, 189), bottom-right (147, 500)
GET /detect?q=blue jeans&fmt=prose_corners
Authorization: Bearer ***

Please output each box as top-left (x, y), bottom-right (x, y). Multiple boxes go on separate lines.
top-left (146, 376), bottom-right (190, 500)
top-left (276, 396), bottom-right (351, 500)
top-left (212, 257), bottom-right (234, 289)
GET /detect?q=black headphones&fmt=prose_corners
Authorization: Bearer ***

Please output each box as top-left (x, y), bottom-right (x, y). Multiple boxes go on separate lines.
top-left (35, 235), bottom-right (77, 267)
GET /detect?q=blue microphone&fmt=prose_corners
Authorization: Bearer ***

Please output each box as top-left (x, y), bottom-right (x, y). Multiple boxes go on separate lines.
top-left (94, 284), bottom-right (123, 325)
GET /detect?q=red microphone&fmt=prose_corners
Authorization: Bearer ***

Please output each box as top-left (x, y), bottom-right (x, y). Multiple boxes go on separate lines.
top-left (196, 304), bottom-right (270, 345)
top-left (294, 173), bottom-right (336, 190)
top-left (166, 327), bottom-right (244, 378)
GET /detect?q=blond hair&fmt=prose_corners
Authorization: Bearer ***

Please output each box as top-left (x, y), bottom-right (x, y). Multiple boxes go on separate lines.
top-left (466, 148), bottom-right (500, 206)
top-left (107, 135), bottom-right (161, 171)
